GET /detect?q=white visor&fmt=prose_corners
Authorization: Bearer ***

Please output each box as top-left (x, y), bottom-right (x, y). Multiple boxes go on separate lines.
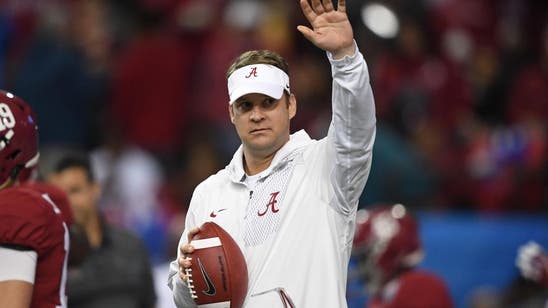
top-left (227, 64), bottom-right (290, 105)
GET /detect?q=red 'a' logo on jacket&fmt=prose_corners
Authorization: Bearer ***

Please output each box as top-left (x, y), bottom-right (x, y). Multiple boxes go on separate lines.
top-left (258, 192), bottom-right (280, 216)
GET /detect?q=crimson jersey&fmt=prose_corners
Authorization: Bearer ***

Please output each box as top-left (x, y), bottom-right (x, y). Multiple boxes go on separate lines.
top-left (0, 185), bottom-right (69, 308)
top-left (369, 270), bottom-right (453, 308)
top-left (21, 182), bottom-right (74, 227)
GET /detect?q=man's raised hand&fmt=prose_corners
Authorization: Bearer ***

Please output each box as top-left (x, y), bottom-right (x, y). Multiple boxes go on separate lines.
top-left (297, 0), bottom-right (355, 59)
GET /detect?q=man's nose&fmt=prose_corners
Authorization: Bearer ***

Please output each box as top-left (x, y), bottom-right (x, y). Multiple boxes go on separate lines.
top-left (249, 105), bottom-right (265, 121)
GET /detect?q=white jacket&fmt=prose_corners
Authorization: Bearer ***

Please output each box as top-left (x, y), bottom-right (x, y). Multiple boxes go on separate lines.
top-left (168, 45), bottom-right (376, 308)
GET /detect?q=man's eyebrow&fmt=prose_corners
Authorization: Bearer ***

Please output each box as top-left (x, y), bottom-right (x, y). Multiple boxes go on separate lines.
top-left (235, 95), bottom-right (251, 103)
top-left (234, 99), bottom-right (248, 106)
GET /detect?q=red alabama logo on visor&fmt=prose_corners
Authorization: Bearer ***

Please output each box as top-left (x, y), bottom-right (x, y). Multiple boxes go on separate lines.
top-left (245, 67), bottom-right (258, 78)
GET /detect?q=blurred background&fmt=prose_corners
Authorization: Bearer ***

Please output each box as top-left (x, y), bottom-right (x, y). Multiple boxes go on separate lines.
top-left (0, 0), bottom-right (546, 307)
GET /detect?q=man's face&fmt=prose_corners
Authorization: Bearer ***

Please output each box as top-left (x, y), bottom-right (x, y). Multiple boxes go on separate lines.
top-left (229, 92), bottom-right (296, 158)
top-left (50, 167), bottom-right (99, 226)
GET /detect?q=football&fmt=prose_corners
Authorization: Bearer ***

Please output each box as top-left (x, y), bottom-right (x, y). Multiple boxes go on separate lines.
top-left (186, 222), bottom-right (248, 308)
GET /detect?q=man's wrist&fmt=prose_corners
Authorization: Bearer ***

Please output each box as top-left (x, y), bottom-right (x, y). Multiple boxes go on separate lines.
top-left (328, 40), bottom-right (359, 64)
top-left (331, 43), bottom-right (357, 60)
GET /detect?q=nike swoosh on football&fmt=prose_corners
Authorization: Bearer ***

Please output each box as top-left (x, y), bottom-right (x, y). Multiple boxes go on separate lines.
top-left (198, 257), bottom-right (216, 296)
top-left (209, 208), bottom-right (227, 218)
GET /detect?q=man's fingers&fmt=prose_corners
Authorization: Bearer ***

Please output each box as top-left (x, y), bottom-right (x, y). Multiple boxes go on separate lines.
top-left (178, 256), bottom-right (193, 281)
top-left (297, 25), bottom-right (316, 43)
top-left (337, 0), bottom-right (346, 13)
top-left (187, 227), bottom-right (200, 243)
top-left (311, 0), bottom-right (324, 14)
top-left (179, 243), bottom-right (195, 255)
top-left (178, 227), bottom-right (199, 280)
top-left (299, 0), bottom-right (317, 22)
top-left (179, 268), bottom-right (189, 281)
top-left (179, 256), bottom-right (193, 268)
top-left (322, 0), bottom-right (334, 12)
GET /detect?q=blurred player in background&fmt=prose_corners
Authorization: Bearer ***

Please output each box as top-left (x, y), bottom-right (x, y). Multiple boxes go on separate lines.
top-left (352, 203), bottom-right (453, 308)
top-left (0, 90), bottom-right (71, 308)
top-left (498, 241), bottom-right (548, 307)
top-left (48, 154), bottom-right (157, 308)
top-left (516, 241), bottom-right (548, 287)
top-left (169, 0), bottom-right (376, 306)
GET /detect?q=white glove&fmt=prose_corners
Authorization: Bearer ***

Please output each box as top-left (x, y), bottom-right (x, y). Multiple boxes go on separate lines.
top-left (516, 241), bottom-right (548, 284)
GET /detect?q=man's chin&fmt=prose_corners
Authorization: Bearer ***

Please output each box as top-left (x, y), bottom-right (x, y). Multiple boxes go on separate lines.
top-left (244, 140), bottom-right (282, 156)
top-left (247, 143), bottom-right (275, 154)
top-left (245, 134), bottom-right (272, 146)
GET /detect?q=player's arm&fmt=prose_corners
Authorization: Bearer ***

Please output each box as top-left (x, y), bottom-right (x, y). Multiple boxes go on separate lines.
top-left (0, 246), bottom-right (37, 308)
top-left (298, 0), bottom-right (376, 214)
top-left (0, 281), bottom-right (33, 308)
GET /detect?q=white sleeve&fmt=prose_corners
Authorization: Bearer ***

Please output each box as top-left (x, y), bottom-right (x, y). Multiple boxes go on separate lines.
top-left (167, 260), bottom-right (198, 308)
top-left (327, 41), bottom-right (376, 215)
top-left (0, 246), bottom-right (38, 283)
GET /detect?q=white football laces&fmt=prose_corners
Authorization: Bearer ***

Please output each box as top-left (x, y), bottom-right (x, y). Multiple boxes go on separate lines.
top-left (185, 267), bottom-right (198, 299)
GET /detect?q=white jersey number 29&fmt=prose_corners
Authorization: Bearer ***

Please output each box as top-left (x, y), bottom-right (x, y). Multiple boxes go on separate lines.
top-left (0, 103), bottom-right (16, 132)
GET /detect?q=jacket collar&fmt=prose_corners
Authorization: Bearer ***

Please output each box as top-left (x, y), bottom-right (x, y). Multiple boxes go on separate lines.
top-left (227, 129), bottom-right (312, 183)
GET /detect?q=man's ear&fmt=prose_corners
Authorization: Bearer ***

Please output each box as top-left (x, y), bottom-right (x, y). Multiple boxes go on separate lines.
top-left (288, 93), bottom-right (297, 120)
top-left (229, 105), bottom-right (235, 123)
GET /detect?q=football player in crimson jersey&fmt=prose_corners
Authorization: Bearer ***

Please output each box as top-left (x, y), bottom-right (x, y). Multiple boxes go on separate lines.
top-left (0, 90), bottom-right (71, 308)
top-left (353, 204), bottom-right (453, 308)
